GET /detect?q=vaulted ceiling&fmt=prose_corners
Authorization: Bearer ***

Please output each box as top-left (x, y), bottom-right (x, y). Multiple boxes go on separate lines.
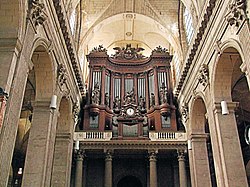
top-left (63, 0), bottom-right (206, 78)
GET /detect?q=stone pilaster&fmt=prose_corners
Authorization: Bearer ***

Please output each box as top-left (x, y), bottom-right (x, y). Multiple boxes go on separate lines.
top-left (188, 133), bottom-right (211, 187)
top-left (178, 150), bottom-right (187, 187)
top-left (74, 149), bottom-right (84, 187)
top-left (149, 150), bottom-right (158, 187)
top-left (51, 132), bottom-right (73, 187)
top-left (21, 101), bottom-right (55, 187)
top-left (213, 102), bottom-right (248, 186)
top-left (104, 150), bottom-right (113, 187)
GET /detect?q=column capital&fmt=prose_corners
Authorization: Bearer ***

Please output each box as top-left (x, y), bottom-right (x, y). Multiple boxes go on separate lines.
top-left (105, 150), bottom-right (113, 161)
top-left (148, 150), bottom-right (158, 161)
top-left (177, 150), bottom-right (186, 161)
top-left (74, 149), bottom-right (85, 161)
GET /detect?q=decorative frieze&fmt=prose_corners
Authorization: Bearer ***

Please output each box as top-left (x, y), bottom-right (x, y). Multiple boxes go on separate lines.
top-left (197, 64), bottom-right (209, 87)
top-left (226, 0), bottom-right (246, 27)
top-left (30, 0), bottom-right (47, 27)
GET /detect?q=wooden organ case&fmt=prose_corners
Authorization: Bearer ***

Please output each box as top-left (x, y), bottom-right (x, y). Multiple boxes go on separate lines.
top-left (82, 45), bottom-right (177, 139)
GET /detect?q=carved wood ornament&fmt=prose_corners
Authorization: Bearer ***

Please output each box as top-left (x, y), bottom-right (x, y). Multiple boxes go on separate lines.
top-left (83, 45), bottom-right (177, 139)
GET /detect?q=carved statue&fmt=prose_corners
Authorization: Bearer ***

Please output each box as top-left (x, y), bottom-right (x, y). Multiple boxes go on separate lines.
top-left (150, 93), bottom-right (155, 107)
top-left (159, 82), bottom-right (168, 104)
top-left (138, 96), bottom-right (146, 113)
top-left (104, 93), bottom-right (109, 106)
top-left (112, 44), bottom-right (145, 60)
top-left (91, 45), bottom-right (107, 53)
top-left (124, 88), bottom-right (136, 105)
top-left (113, 96), bottom-right (121, 109)
top-left (91, 82), bottom-right (100, 105)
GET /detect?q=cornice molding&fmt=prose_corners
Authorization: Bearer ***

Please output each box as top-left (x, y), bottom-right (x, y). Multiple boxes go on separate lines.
top-left (53, 1), bottom-right (84, 95)
top-left (175, 0), bottom-right (216, 97)
top-left (80, 140), bottom-right (187, 150)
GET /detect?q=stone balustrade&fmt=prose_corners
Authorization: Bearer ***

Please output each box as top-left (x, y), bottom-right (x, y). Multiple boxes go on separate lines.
top-left (149, 131), bottom-right (187, 141)
top-left (74, 131), bottom-right (112, 141)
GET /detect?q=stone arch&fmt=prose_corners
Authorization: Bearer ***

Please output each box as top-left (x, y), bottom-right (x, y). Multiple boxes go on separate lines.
top-left (56, 96), bottom-right (74, 134)
top-left (117, 175), bottom-right (143, 187)
top-left (211, 39), bottom-right (246, 101)
top-left (209, 44), bottom-right (249, 186)
top-left (189, 95), bottom-right (207, 133)
top-left (31, 44), bottom-right (55, 101)
top-left (115, 173), bottom-right (145, 187)
top-left (51, 96), bottom-right (74, 186)
top-left (188, 96), bottom-right (214, 186)
top-left (20, 43), bottom-right (58, 187)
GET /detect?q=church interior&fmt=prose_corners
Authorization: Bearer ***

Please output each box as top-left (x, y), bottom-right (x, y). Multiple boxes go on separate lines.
top-left (0, 0), bottom-right (250, 187)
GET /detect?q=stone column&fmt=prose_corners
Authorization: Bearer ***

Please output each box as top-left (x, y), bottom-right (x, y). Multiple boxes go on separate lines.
top-left (104, 150), bottom-right (112, 187)
top-left (149, 150), bottom-right (158, 187)
top-left (178, 150), bottom-right (187, 187)
top-left (75, 149), bottom-right (84, 187)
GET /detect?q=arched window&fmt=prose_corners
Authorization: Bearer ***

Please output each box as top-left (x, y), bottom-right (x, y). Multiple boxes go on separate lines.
top-left (183, 7), bottom-right (194, 44)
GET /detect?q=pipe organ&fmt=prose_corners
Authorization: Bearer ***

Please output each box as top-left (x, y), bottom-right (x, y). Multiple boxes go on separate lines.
top-left (82, 45), bottom-right (177, 138)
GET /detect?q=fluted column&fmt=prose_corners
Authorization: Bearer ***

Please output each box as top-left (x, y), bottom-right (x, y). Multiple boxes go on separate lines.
top-left (178, 150), bottom-right (187, 187)
top-left (104, 150), bottom-right (113, 187)
top-left (75, 150), bottom-right (84, 187)
top-left (149, 150), bottom-right (158, 187)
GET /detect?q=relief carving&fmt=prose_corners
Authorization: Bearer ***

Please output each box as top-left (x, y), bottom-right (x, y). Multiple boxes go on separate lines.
top-left (226, 0), bottom-right (246, 27)
top-left (57, 64), bottom-right (68, 87)
top-left (111, 44), bottom-right (145, 60)
top-left (91, 45), bottom-right (107, 53)
top-left (30, 0), bottom-right (47, 27)
top-left (197, 64), bottom-right (209, 87)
